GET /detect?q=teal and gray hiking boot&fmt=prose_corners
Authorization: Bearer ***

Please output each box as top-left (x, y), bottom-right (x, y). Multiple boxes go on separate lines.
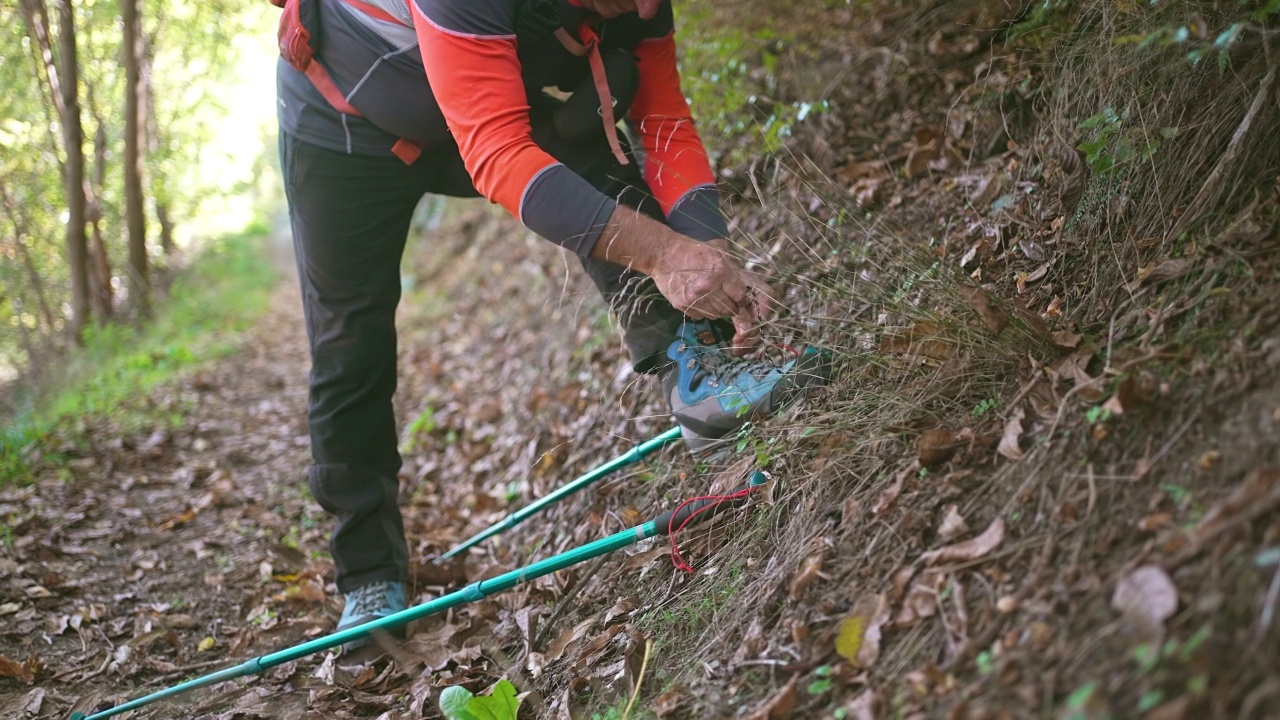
top-left (661, 321), bottom-right (831, 455)
top-left (337, 580), bottom-right (406, 652)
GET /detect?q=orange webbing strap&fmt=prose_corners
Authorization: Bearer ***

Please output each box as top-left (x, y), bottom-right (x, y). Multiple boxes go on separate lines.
top-left (304, 61), bottom-right (362, 116)
top-left (553, 26), bottom-right (629, 166)
top-left (342, 0), bottom-right (404, 25)
top-left (391, 138), bottom-right (422, 164)
top-left (303, 54), bottom-right (420, 165)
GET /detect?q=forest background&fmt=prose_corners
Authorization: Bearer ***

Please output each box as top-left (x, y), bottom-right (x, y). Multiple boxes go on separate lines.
top-left (3, 1), bottom-right (1280, 719)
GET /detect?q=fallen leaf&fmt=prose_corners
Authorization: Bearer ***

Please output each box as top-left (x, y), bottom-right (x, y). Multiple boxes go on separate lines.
top-left (850, 177), bottom-right (886, 209)
top-left (1050, 329), bottom-right (1082, 348)
top-left (603, 597), bottom-right (639, 626)
top-left (747, 675), bottom-right (797, 720)
top-left (789, 554), bottom-right (825, 601)
top-left (957, 284), bottom-right (1009, 335)
top-left (874, 467), bottom-right (911, 517)
top-left (921, 518), bottom-right (1006, 565)
top-left (545, 618), bottom-right (595, 663)
top-left (1195, 450), bottom-right (1220, 470)
top-left (1132, 258), bottom-right (1195, 289)
top-left (1138, 513), bottom-right (1174, 533)
top-left (23, 585), bottom-right (52, 599)
top-left (879, 322), bottom-right (954, 361)
top-left (19, 687), bottom-right (44, 716)
top-left (654, 687), bottom-right (688, 717)
top-left (198, 636), bottom-right (216, 652)
top-left (1170, 466), bottom-right (1280, 563)
top-left (620, 546), bottom-right (666, 572)
top-left (917, 428), bottom-right (957, 468)
top-left (835, 594), bottom-right (890, 668)
top-left (997, 409), bottom-right (1025, 461)
top-left (937, 505), bottom-right (969, 541)
top-left (0, 653), bottom-right (34, 684)
top-left (905, 128), bottom-right (940, 178)
top-left (572, 625), bottom-right (622, 671)
top-left (843, 690), bottom-right (878, 720)
top-left (894, 570), bottom-right (943, 628)
top-left (1112, 565), bottom-right (1177, 640)
top-left (0, 602), bottom-right (21, 616)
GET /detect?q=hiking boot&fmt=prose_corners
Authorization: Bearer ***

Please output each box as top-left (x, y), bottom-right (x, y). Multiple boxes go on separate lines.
top-left (661, 321), bottom-right (832, 455)
top-left (337, 580), bottom-right (406, 652)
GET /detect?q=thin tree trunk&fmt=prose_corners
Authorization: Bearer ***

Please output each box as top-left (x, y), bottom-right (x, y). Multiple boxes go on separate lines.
top-left (0, 186), bottom-right (58, 333)
top-left (20, 0), bottom-right (91, 341)
top-left (87, 116), bottom-right (114, 322)
top-left (141, 31), bottom-right (174, 256)
top-left (122, 0), bottom-right (148, 316)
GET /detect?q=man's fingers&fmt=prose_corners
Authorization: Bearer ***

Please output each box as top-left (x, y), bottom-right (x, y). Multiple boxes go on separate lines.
top-left (730, 307), bottom-right (758, 355)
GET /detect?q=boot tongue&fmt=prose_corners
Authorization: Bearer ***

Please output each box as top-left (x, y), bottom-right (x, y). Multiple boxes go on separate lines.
top-left (693, 328), bottom-right (719, 347)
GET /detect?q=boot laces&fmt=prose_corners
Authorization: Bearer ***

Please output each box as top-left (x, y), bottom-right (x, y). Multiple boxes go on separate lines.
top-left (686, 345), bottom-right (764, 391)
top-left (346, 581), bottom-right (398, 616)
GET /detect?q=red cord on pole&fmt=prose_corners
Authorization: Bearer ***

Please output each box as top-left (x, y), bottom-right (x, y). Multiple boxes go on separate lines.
top-left (666, 487), bottom-right (757, 573)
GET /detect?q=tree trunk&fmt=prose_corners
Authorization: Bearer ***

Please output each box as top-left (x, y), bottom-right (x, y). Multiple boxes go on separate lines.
top-left (141, 29), bottom-right (175, 257)
top-left (0, 186), bottom-right (58, 333)
top-left (20, 0), bottom-right (91, 341)
top-left (121, 0), bottom-right (148, 316)
top-left (87, 116), bottom-right (114, 322)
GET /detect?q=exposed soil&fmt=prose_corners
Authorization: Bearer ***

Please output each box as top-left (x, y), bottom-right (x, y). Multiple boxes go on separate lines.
top-left (5, 1), bottom-right (1280, 719)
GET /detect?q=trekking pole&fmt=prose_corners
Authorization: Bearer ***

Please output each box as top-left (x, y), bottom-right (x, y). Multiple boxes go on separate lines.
top-left (437, 425), bottom-right (683, 561)
top-left (71, 471), bottom-right (766, 720)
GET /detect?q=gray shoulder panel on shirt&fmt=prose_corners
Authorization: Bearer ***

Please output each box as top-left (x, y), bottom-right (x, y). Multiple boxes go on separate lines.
top-left (413, 0), bottom-right (517, 37)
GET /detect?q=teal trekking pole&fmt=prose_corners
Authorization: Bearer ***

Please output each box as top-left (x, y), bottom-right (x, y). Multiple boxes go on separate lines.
top-left (437, 425), bottom-right (683, 560)
top-left (70, 471), bottom-right (766, 720)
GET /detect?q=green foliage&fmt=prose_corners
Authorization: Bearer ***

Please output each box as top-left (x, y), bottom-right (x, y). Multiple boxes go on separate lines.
top-left (1076, 108), bottom-right (1175, 177)
top-left (0, 225), bottom-right (277, 484)
top-left (0, 0), bottom-right (274, 379)
top-left (439, 679), bottom-right (520, 720)
top-left (403, 404), bottom-right (437, 451)
top-left (971, 397), bottom-right (999, 418)
top-left (808, 665), bottom-right (836, 695)
top-left (674, 6), bottom-right (829, 166)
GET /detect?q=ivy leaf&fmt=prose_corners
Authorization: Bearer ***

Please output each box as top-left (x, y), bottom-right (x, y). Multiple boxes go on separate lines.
top-left (439, 685), bottom-right (478, 720)
top-left (466, 679), bottom-right (520, 720)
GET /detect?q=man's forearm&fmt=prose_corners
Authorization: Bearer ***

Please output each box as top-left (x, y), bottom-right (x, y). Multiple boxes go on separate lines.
top-left (589, 203), bottom-right (691, 274)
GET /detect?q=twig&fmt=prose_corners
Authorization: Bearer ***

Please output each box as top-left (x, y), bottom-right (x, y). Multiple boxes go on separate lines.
top-left (1257, 564), bottom-right (1280, 639)
top-left (622, 638), bottom-right (653, 720)
top-left (532, 553), bottom-right (610, 649)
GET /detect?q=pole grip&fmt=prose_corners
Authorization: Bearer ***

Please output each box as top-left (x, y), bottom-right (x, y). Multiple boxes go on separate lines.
top-left (649, 470), bottom-right (768, 537)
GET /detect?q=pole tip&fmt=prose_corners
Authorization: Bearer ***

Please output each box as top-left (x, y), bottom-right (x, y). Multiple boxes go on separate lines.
top-left (748, 470), bottom-right (768, 486)
top-left (70, 713), bottom-right (87, 720)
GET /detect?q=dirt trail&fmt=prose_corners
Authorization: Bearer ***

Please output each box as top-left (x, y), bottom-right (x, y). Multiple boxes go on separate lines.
top-left (0, 226), bottom-right (344, 718)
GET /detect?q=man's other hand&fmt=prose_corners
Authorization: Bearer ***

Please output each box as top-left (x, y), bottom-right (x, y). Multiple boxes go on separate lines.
top-left (649, 238), bottom-right (773, 353)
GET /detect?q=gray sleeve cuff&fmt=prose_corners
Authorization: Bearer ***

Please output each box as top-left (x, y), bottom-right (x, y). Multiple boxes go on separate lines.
top-left (666, 184), bottom-right (728, 241)
top-left (519, 164), bottom-right (617, 258)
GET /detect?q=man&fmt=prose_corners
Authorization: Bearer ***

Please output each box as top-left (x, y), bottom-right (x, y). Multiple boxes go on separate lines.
top-left (277, 0), bottom-right (828, 643)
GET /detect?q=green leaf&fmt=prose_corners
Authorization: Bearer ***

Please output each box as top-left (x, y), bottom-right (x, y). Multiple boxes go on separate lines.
top-left (467, 679), bottom-right (521, 720)
top-left (1214, 23), bottom-right (1244, 49)
top-left (440, 686), bottom-right (479, 720)
top-left (807, 678), bottom-right (834, 695)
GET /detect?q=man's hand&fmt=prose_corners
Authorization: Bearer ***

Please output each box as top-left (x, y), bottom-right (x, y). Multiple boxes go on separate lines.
top-left (649, 237), bottom-right (772, 352)
top-left (591, 206), bottom-right (774, 353)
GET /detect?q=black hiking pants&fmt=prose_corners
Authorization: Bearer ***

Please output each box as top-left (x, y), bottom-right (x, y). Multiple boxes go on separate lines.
top-left (280, 119), bottom-right (701, 593)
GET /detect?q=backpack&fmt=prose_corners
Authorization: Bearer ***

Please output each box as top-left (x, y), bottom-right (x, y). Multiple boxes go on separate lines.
top-left (269, 0), bottom-right (423, 164)
top-left (269, 0), bottom-right (637, 167)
